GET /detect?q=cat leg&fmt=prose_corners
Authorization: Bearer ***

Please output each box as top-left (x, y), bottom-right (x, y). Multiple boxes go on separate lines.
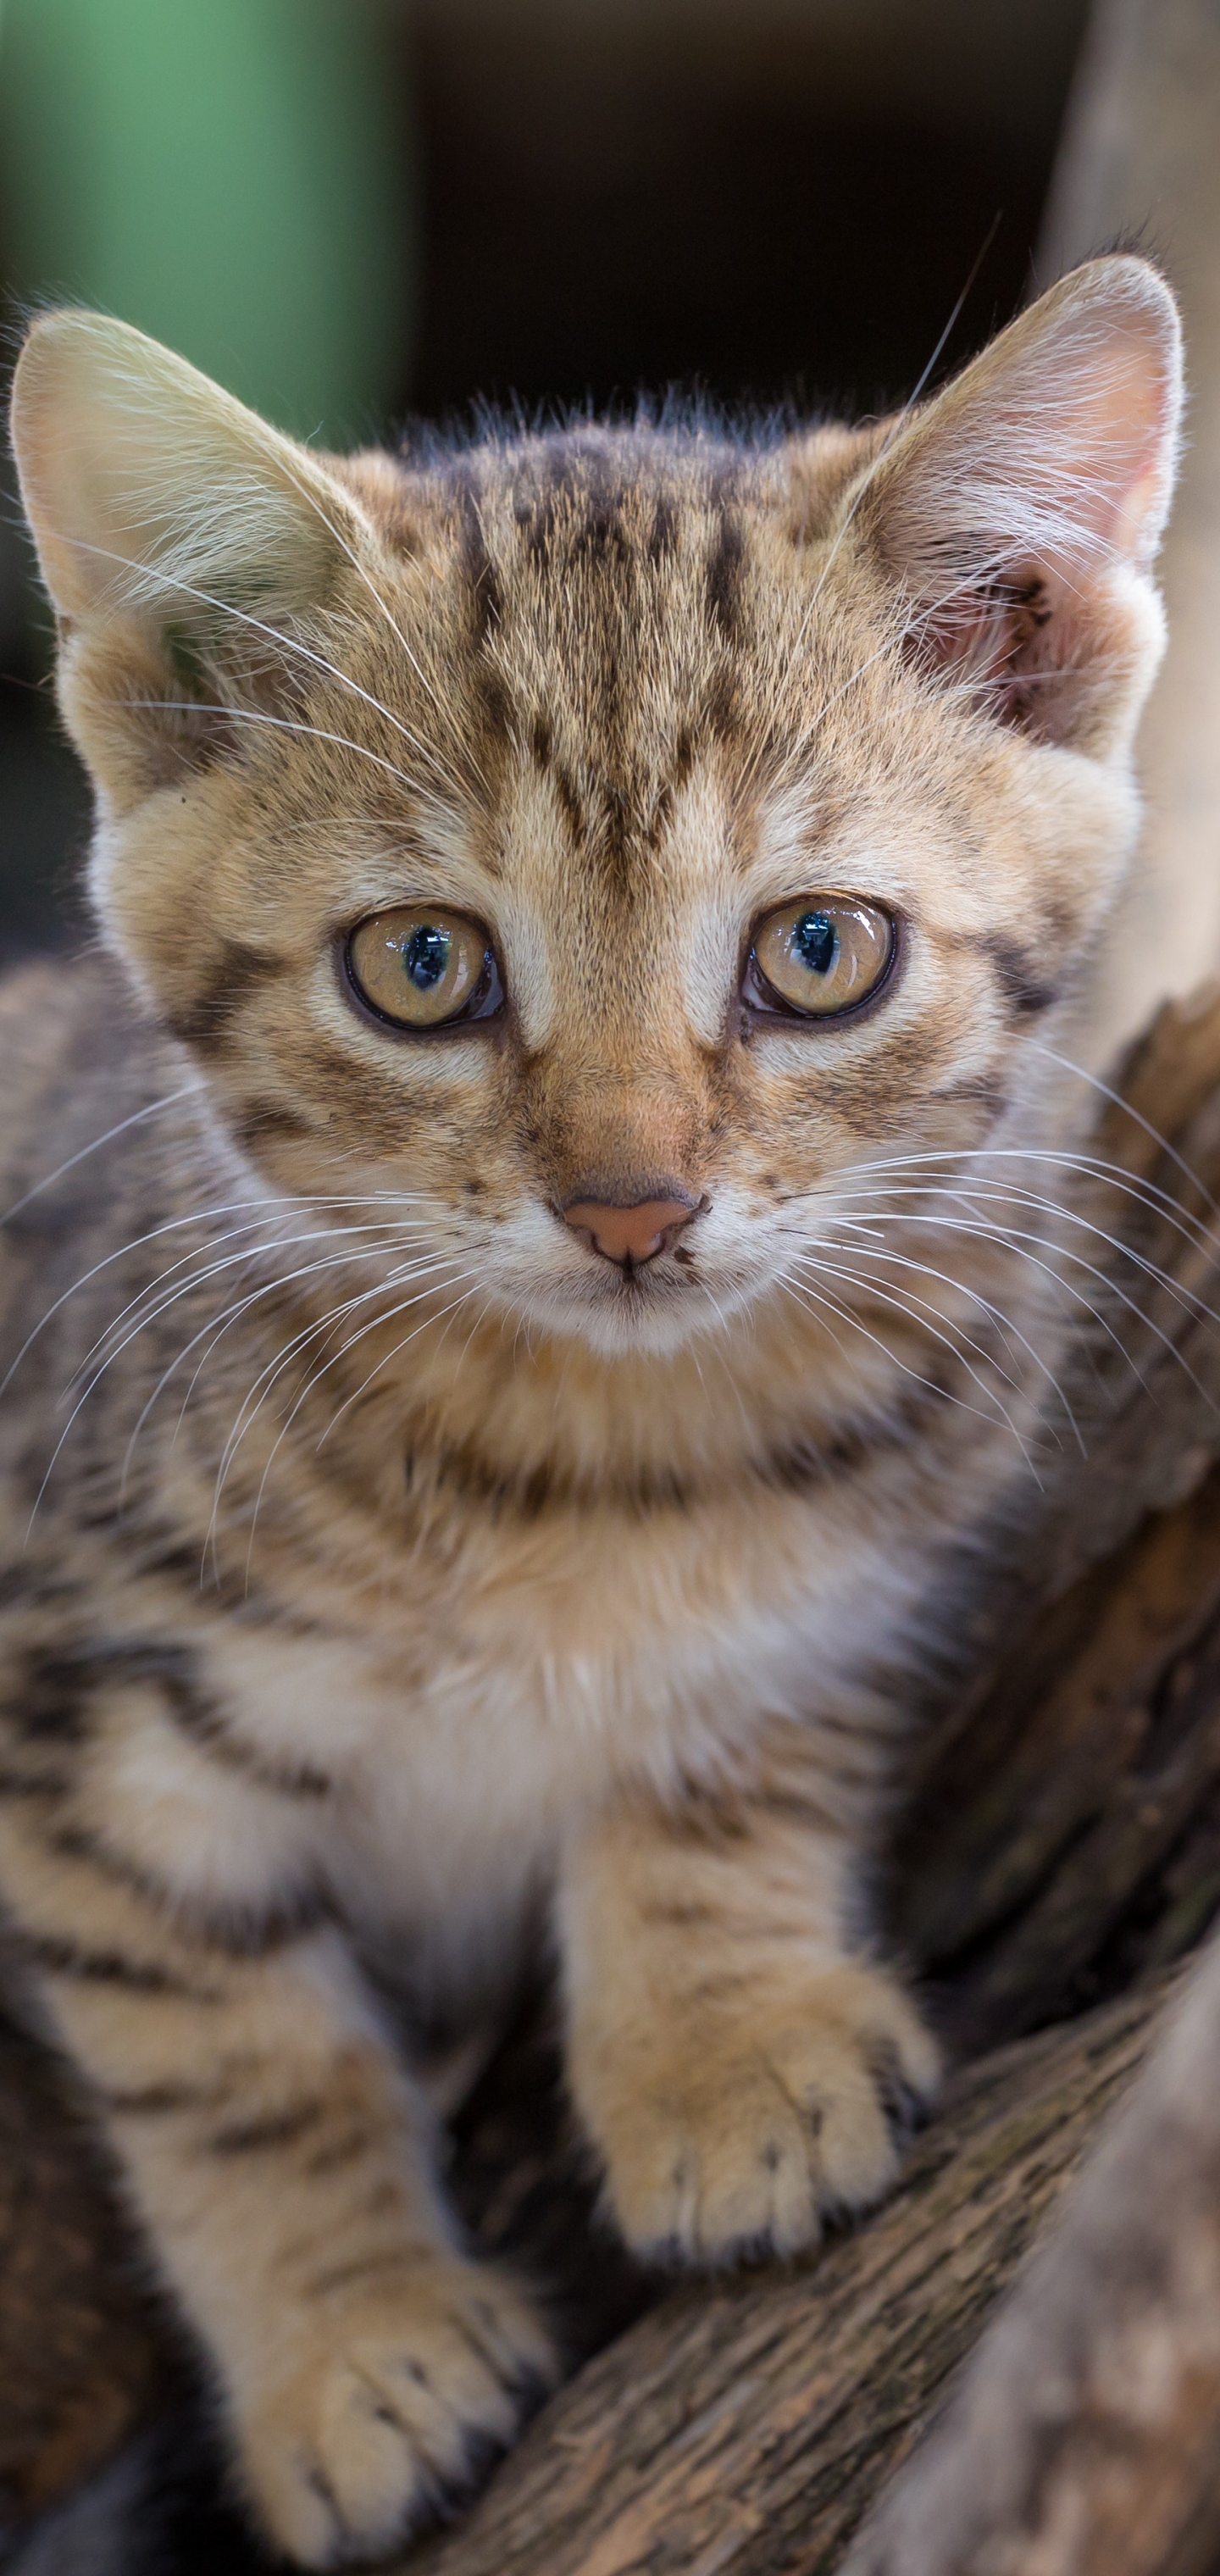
top-left (558, 1779), bottom-right (940, 2263)
top-left (5, 1838), bottom-right (551, 2567)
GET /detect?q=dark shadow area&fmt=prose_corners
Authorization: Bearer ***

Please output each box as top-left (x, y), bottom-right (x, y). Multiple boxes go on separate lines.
top-left (0, 688), bottom-right (91, 962)
top-left (411, 28), bottom-right (1082, 422)
top-left (0, 441), bottom-right (92, 959)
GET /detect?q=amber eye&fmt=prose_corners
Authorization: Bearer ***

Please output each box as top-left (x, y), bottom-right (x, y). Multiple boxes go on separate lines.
top-left (346, 906), bottom-right (501, 1030)
top-left (746, 898), bottom-right (895, 1019)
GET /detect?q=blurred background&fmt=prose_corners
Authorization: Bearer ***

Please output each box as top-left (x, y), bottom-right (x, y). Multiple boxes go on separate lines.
top-left (0, 0), bottom-right (1091, 958)
top-left (1, 0), bottom-right (1215, 1051)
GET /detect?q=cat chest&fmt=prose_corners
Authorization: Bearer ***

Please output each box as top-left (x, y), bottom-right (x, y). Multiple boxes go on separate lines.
top-left (239, 1477), bottom-right (924, 1883)
top-left (19, 1472), bottom-right (931, 1976)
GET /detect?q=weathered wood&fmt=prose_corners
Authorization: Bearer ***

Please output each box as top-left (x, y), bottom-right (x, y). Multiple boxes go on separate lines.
top-left (404, 1982), bottom-right (1173, 2576)
top-left (843, 1935), bottom-right (1220, 2576)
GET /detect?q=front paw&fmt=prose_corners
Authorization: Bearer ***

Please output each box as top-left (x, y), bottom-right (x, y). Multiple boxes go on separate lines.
top-left (235, 2254), bottom-right (554, 2568)
top-left (580, 1963), bottom-right (940, 2265)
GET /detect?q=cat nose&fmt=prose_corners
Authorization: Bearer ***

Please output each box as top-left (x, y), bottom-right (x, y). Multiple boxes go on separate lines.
top-left (563, 1193), bottom-right (699, 1266)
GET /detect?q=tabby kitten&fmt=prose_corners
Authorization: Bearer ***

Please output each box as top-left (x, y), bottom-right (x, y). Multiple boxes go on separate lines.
top-left (3, 257), bottom-right (1179, 2566)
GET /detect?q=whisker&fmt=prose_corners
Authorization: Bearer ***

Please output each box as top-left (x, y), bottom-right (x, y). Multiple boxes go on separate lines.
top-left (42, 1193), bottom-right (436, 1391)
top-left (54, 530), bottom-right (469, 808)
top-left (31, 1235), bottom-right (440, 1535)
top-left (779, 1269), bottom-right (1038, 1471)
top-left (819, 1182), bottom-right (1220, 1342)
top-left (790, 1250), bottom-right (1041, 1461)
top-left (805, 1171), bottom-right (1220, 1424)
top-left (819, 1149), bottom-right (1220, 1264)
top-left (236, 1271), bottom-right (480, 1584)
top-left (0, 1085), bottom-right (202, 1230)
top-left (213, 1250), bottom-right (464, 1499)
top-left (840, 1202), bottom-right (1140, 1378)
top-left (311, 1280), bottom-right (482, 1453)
top-left (75, 1219), bottom-right (430, 1395)
top-left (0, 1197), bottom-right (294, 1400)
top-left (1031, 1042), bottom-right (1220, 1220)
top-left (809, 1230), bottom-right (1084, 1443)
top-left (116, 1238), bottom-right (446, 1499)
top-left (114, 701), bottom-right (424, 797)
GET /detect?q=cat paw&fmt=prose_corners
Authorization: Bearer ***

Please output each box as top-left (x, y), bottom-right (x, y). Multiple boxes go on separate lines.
top-left (235, 2257), bottom-right (554, 2568)
top-left (587, 1963), bottom-right (940, 2265)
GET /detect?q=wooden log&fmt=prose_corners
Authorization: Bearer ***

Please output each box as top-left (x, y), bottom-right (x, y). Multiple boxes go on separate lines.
top-left (841, 1935), bottom-right (1220, 2576)
top-left (404, 1982), bottom-right (1173, 2576)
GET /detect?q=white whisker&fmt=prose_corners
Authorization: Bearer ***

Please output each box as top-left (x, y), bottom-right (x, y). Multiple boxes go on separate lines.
top-left (116, 701), bottom-right (424, 797)
top-left (56, 529), bottom-right (469, 808)
top-left (117, 1238), bottom-right (446, 1499)
top-left (779, 1269), bottom-right (1037, 1470)
top-left (790, 1250), bottom-right (1040, 1463)
top-left (809, 1229), bottom-right (1084, 1443)
top-left (1031, 1043), bottom-right (1220, 1219)
top-left (0, 1085), bottom-right (202, 1230)
top-left (236, 1270), bottom-right (480, 1585)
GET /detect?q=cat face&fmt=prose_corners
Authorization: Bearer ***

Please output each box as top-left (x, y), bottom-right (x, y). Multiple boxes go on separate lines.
top-left (11, 264), bottom-right (1181, 1363)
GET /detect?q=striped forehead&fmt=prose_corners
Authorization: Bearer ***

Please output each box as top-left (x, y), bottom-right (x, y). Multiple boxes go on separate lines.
top-left (434, 438), bottom-right (846, 886)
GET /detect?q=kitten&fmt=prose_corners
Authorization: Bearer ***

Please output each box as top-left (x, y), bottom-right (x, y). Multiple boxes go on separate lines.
top-left (2, 256), bottom-right (1179, 2567)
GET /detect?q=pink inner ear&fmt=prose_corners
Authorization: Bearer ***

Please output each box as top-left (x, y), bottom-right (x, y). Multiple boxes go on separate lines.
top-left (1037, 329), bottom-right (1178, 569)
top-left (862, 268), bottom-right (1183, 751)
top-left (868, 286), bottom-right (1182, 752)
top-left (872, 267), bottom-right (1182, 608)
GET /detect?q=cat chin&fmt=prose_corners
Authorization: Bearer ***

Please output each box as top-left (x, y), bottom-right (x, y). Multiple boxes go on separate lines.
top-left (502, 1272), bottom-right (763, 1362)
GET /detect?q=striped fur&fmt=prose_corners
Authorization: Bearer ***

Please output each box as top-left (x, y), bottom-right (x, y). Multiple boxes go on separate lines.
top-left (0, 260), bottom-right (1181, 2564)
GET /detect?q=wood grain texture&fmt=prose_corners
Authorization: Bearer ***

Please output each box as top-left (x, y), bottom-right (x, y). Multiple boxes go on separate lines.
top-left (404, 1983), bottom-right (1171, 2576)
top-left (844, 1940), bottom-right (1220, 2576)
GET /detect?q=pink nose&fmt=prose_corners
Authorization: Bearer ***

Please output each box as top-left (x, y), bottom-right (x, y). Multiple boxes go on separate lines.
top-left (563, 1197), bottom-right (696, 1266)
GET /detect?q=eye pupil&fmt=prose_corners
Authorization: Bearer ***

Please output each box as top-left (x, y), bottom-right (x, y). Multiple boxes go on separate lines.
top-left (402, 924), bottom-right (450, 990)
top-left (793, 911), bottom-right (836, 975)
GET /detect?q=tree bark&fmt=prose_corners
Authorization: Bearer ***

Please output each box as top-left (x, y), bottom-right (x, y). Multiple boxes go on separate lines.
top-left (842, 1936), bottom-right (1220, 2576)
top-left (406, 1979), bottom-right (1175, 2576)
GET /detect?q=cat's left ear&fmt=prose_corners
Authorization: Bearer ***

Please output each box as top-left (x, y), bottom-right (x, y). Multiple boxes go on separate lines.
top-left (856, 255), bottom-right (1184, 753)
top-left (9, 308), bottom-right (376, 812)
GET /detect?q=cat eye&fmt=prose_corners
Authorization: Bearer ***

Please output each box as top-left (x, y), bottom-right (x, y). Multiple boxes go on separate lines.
top-left (745, 898), bottom-right (895, 1021)
top-left (346, 905), bottom-right (502, 1030)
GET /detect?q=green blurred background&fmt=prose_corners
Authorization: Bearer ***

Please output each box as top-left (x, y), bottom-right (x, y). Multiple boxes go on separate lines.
top-left (0, 0), bottom-right (1090, 961)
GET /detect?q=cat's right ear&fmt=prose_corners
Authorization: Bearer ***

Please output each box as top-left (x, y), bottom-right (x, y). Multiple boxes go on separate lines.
top-left (9, 309), bottom-right (370, 808)
top-left (853, 255), bottom-right (1184, 758)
